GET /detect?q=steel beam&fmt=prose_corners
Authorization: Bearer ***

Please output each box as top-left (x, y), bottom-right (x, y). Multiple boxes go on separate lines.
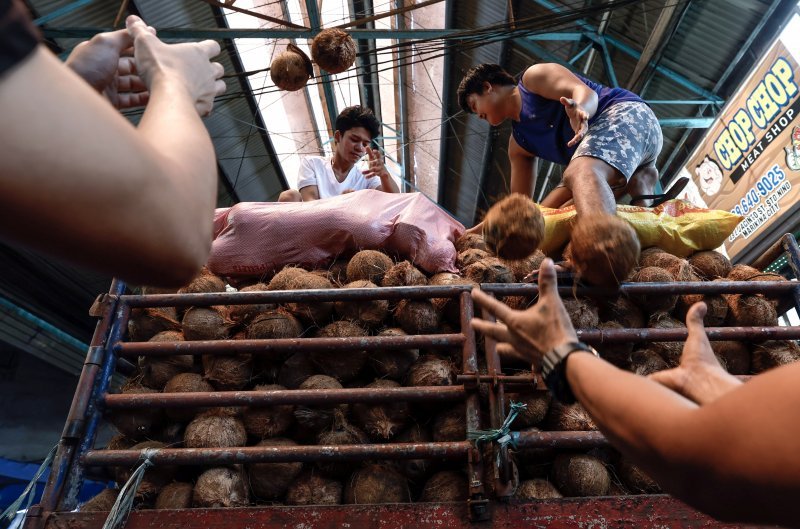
top-left (41, 27), bottom-right (457, 39)
top-left (33, 0), bottom-right (95, 26)
top-left (626, 0), bottom-right (683, 91)
top-left (395, 0), bottom-right (411, 191)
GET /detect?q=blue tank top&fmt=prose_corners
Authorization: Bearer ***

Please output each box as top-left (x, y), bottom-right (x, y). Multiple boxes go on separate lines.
top-left (511, 75), bottom-right (644, 165)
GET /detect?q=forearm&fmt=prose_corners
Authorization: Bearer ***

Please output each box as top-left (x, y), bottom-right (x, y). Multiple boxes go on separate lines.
top-left (379, 173), bottom-right (400, 193)
top-left (571, 84), bottom-right (598, 118)
top-left (509, 154), bottom-right (537, 197)
top-left (681, 367), bottom-right (742, 405)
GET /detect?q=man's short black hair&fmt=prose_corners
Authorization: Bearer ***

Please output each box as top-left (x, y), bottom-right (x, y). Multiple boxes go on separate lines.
top-left (335, 105), bottom-right (381, 141)
top-left (457, 64), bottom-right (517, 114)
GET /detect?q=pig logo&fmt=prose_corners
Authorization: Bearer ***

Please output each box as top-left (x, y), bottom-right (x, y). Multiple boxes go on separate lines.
top-left (784, 125), bottom-right (800, 171)
top-left (695, 156), bottom-right (723, 196)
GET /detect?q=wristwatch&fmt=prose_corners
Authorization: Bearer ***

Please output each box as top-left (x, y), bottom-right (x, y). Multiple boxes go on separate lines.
top-left (541, 341), bottom-right (599, 404)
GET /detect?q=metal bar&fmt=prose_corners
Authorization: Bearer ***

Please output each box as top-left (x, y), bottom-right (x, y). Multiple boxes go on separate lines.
top-left (514, 430), bottom-right (608, 449)
top-left (83, 442), bottom-right (471, 466)
top-left (201, 0), bottom-right (306, 29)
top-left (480, 280), bottom-right (796, 297)
top-left (576, 326), bottom-right (800, 344)
top-left (118, 333), bottom-right (465, 357)
top-left (396, 0), bottom-right (411, 192)
top-left (646, 100), bottom-right (723, 105)
top-left (582, 2), bottom-right (612, 77)
top-left (41, 27), bottom-right (458, 40)
top-left (456, 374), bottom-right (536, 385)
top-left (33, 0), bottom-right (95, 25)
top-left (103, 386), bottom-right (466, 409)
top-left (626, 0), bottom-right (681, 91)
top-left (568, 42), bottom-right (592, 65)
top-left (658, 117), bottom-right (714, 128)
top-left (780, 234), bottom-right (800, 314)
top-left (599, 38), bottom-right (618, 87)
top-left (750, 235), bottom-right (789, 271)
top-left (336, 0), bottom-right (445, 30)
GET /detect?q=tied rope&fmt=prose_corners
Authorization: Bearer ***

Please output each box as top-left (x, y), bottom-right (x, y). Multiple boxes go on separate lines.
top-left (1, 444), bottom-right (57, 522)
top-left (467, 401), bottom-right (526, 449)
top-left (101, 448), bottom-right (159, 529)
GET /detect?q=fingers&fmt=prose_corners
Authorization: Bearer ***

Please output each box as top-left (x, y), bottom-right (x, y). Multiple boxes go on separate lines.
top-left (685, 302), bottom-right (708, 335)
top-left (471, 288), bottom-right (514, 322)
top-left (197, 39), bottom-right (222, 58)
top-left (214, 78), bottom-right (227, 97)
top-left (648, 368), bottom-right (686, 393)
top-left (126, 15), bottom-right (152, 40)
top-left (366, 146), bottom-right (375, 159)
top-left (560, 96), bottom-right (575, 108)
top-left (101, 28), bottom-right (135, 53)
top-left (471, 317), bottom-right (512, 344)
top-left (536, 258), bottom-right (560, 299)
top-left (117, 74), bottom-right (148, 93)
top-left (212, 61), bottom-right (225, 80)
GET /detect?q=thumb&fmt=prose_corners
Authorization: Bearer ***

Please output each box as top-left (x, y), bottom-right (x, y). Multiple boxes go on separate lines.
top-left (685, 302), bottom-right (708, 336)
top-left (537, 258), bottom-right (560, 299)
top-left (560, 96), bottom-right (575, 109)
top-left (648, 368), bottom-right (685, 392)
top-left (103, 28), bottom-right (135, 52)
top-left (126, 15), bottom-right (154, 41)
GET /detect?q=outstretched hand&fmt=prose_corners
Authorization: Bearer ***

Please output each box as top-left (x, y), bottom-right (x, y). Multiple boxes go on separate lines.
top-left (648, 302), bottom-right (741, 404)
top-left (560, 96), bottom-right (589, 147)
top-left (471, 258), bottom-right (577, 368)
top-left (363, 146), bottom-right (389, 179)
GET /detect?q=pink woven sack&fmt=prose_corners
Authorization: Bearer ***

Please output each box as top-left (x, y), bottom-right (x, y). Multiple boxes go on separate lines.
top-left (208, 190), bottom-right (465, 278)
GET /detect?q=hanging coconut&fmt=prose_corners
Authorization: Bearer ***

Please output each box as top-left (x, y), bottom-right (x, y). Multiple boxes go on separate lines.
top-left (311, 28), bottom-right (357, 74)
top-left (193, 466), bottom-right (249, 508)
top-left (286, 470), bottom-right (343, 505)
top-left (270, 43), bottom-right (313, 91)
top-left (247, 437), bottom-right (304, 500)
top-left (482, 194), bottom-right (545, 260)
top-left (570, 215), bottom-right (640, 286)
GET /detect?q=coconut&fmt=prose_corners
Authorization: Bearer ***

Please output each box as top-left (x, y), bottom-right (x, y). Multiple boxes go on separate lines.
top-left (394, 299), bottom-right (442, 335)
top-left (285, 273), bottom-right (336, 325)
top-left (562, 298), bottom-right (599, 328)
top-left (727, 264), bottom-right (761, 281)
top-left (599, 296), bottom-right (645, 329)
top-left (505, 295), bottom-right (534, 311)
top-left (725, 294), bottom-right (778, 327)
top-left (327, 259), bottom-right (350, 286)
top-left (406, 355), bottom-right (455, 387)
top-left (512, 427), bottom-right (556, 479)
top-left (629, 267), bottom-right (677, 313)
top-left (595, 321), bottom-right (633, 368)
top-left (286, 470), bottom-right (343, 505)
top-left (294, 375), bottom-right (348, 434)
top-left (432, 404), bottom-right (466, 442)
top-left (316, 409), bottom-right (369, 478)
top-left (311, 268), bottom-right (334, 283)
top-left (351, 379), bottom-right (410, 441)
top-left (455, 233), bottom-right (490, 253)
top-left (311, 28), bottom-right (356, 74)
top-left (391, 424), bottom-right (433, 481)
top-left (551, 453), bottom-right (610, 497)
top-left (270, 43), bottom-right (313, 91)
top-left (456, 249), bottom-right (490, 270)
top-left (661, 256), bottom-right (696, 282)
top-left (420, 470), bottom-right (468, 502)
top-left (381, 261), bottom-right (428, 287)
top-left (368, 328), bottom-right (419, 380)
top-left (311, 321), bottom-right (368, 382)
top-left (193, 466), bottom-right (249, 508)
top-left (228, 283), bottom-right (274, 323)
top-left (648, 312), bottom-right (686, 367)
top-left (629, 349), bottom-right (668, 376)
top-left (545, 401), bottom-right (596, 431)
top-left (463, 257), bottom-right (514, 284)
top-left (346, 250), bottom-right (394, 284)
top-left (751, 340), bottom-right (800, 373)
top-left (119, 441), bottom-right (175, 500)
top-left (428, 275), bottom-right (475, 326)
top-left (711, 341), bottom-right (750, 375)
top-left (278, 352), bottom-right (318, 389)
top-left (242, 384), bottom-right (295, 439)
top-left (513, 479), bottom-right (562, 500)
top-left (179, 267), bottom-right (226, 294)
top-left (152, 422), bottom-right (186, 446)
top-left (106, 434), bottom-right (134, 451)
top-left (182, 307), bottom-right (231, 341)
top-left (127, 307), bottom-right (181, 342)
top-left (638, 246), bottom-right (667, 266)
top-left (334, 280), bottom-right (389, 327)
top-left (247, 438), bottom-right (303, 500)
top-left (247, 308), bottom-right (303, 340)
top-left (268, 266), bottom-right (308, 291)
top-left (137, 333), bottom-right (193, 391)
top-left (688, 250), bottom-right (732, 280)
top-left (482, 194), bottom-right (545, 260)
top-left (505, 390), bottom-right (550, 428)
top-left (202, 354), bottom-right (253, 390)
top-left (617, 459), bottom-right (660, 494)
top-left (184, 409), bottom-right (247, 448)
top-left (344, 464), bottom-right (410, 504)
top-left (80, 489), bottom-right (120, 512)
top-left (107, 382), bottom-right (163, 439)
top-left (155, 482), bottom-right (193, 509)
top-left (570, 215), bottom-right (640, 286)
top-left (676, 293), bottom-right (728, 327)
top-left (504, 250), bottom-right (546, 282)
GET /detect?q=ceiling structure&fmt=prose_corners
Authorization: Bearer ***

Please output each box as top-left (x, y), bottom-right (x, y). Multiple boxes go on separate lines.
top-left (2, 0), bottom-right (798, 377)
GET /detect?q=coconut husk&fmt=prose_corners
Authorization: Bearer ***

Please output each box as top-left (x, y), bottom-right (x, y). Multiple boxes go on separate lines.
top-left (545, 401), bottom-right (596, 431)
top-left (513, 479), bottom-right (562, 500)
top-left (128, 308), bottom-right (181, 342)
top-left (202, 354), bottom-right (253, 390)
top-left (562, 298), bottom-right (599, 328)
top-left (247, 438), bottom-right (304, 500)
top-left (711, 341), bottom-right (750, 375)
top-left (278, 352), bottom-right (319, 389)
top-left (334, 280), bottom-right (389, 327)
top-left (311, 28), bottom-right (357, 74)
top-left (629, 267), bottom-right (677, 313)
top-left (178, 267), bottom-right (226, 294)
top-left (595, 321), bottom-right (633, 368)
top-left (727, 264), bottom-right (762, 281)
top-left (482, 194), bottom-right (545, 260)
top-left (637, 247), bottom-right (673, 268)
top-left (662, 257), bottom-right (697, 282)
top-left (428, 275), bottom-right (475, 326)
top-left (432, 404), bottom-right (466, 442)
top-left (570, 215), bottom-right (640, 286)
top-left (599, 296), bottom-right (645, 329)
top-left (184, 409), bottom-right (247, 448)
top-left (505, 390), bottom-right (550, 428)
top-left (463, 257), bottom-right (514, 284)
top-left (381, 261), bottom-right (428, 287)
top-left (270, 43), bottom-right (313, 91)
top-left (676, 293), bottom-right (728, 327)
top-left (629, 349), bottom-right (668, 376)
top-left (268, 267), bottom-right (308, 291)
top-left (725, 294), bottom-right (778, 328)
top-left (138, 333), bottom-right (193, 391)
top-left (311, 321), bottom-right (368, 382)
top-left (394, 299), bottom-right (442, 335)
top-left (294, 375), bottom-right (348, 435)
top-left (456, 249), bottom-right (490, 270)
top-left (285, 273), bottom-right (336, 326)
top-left (106, 434), bottom-right (134, 451)
top-left (648, 312), bottom-right (686, 367)
top-left (551, 453), bottom-right (610, 497)
top-left (182, 307), bottom-right (231, 341)
top-left (247, 308), bottom-right (303, 339)
top-left (325, 259), bottom-right (350, 286)
top-left (155, 482), bottom-right (193, 509)
top-left (503, 250), bottom-right (547, 282)
top-left (368, 328), bottom-right (419, 380)
top-left (242, 384), bottom-right (295, 439)
top-left (229, 283), bottom-right (275, 323)
top-left (406, 355), bottom-right (455, 387)
top-left (286, 470), bottom-right (343, 505)
top-left (504, 295), bottom-right (534, 311)
top-left (193, 466), bottom-right (249, 508)
top-left (616, 459), bottom-right (660, 494)
top-left (420, 470), bottom-right (468, 502)
top-left (316, 409), bottom-right (369, 478)
top-left (455, 233), bottom-right (490, 253)
top-left (688, 250), bottom-right (732, 280)
top-left (107, 382), bottom-right (163, 439)
top-left (346, 250), bottom-right (393, 284)
top-left (344, 464), bottom-right (410, 504)
top-left (152, 422), bottom-right (185, 446)
top-left (391, 424), bottom-right (433, 481)
top-left (80, 489), bottom-right (120, 512)
top-left (352, 379), bottom-right (410, 441)
top-left (751, 340), bottom-right (800, 373)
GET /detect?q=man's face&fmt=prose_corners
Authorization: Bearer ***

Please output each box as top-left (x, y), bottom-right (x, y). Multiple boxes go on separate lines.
top-left (335, 126), bottom-right (372, 163)
top-left (466, 82), bottom-right (505, 126)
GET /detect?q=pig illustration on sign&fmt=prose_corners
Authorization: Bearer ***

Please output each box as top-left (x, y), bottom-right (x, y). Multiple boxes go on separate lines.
top-left (695, 156), bottom-right (723, 196)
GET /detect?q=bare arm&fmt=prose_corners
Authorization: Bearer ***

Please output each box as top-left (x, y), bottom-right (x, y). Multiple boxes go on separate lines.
top-left (0, 17), bottom-right (225, 287)
top-left (299, 185), bottom-right (320, 201)
top-left (364, 146), bottom-right (399, 193)
top-left (509, 135), bottom-right (538, 197)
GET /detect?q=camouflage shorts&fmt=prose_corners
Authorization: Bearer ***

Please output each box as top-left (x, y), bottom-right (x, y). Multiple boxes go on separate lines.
top-left (571, 101), bottom-right (663, 181)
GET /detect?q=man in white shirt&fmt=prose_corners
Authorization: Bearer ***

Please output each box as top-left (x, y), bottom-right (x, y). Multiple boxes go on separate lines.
top-left (279, 105), bottom-right (400, 201)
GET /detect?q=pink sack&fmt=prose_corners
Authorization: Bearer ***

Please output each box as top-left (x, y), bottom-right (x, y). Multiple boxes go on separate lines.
top-left (208, 190), bottom-right (465, 278)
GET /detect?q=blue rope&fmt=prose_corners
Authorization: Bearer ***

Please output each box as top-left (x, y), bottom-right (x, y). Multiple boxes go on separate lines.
top-left (467, 401), bottom-right (527, 449)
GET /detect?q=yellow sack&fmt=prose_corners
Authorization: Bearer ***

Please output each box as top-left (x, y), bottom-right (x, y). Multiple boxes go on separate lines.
top-left (539, 199), bottom-right (743, 258)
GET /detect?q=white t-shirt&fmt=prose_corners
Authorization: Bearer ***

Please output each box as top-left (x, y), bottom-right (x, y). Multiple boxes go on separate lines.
top-left (297, 156), bottom-right (382, 199)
